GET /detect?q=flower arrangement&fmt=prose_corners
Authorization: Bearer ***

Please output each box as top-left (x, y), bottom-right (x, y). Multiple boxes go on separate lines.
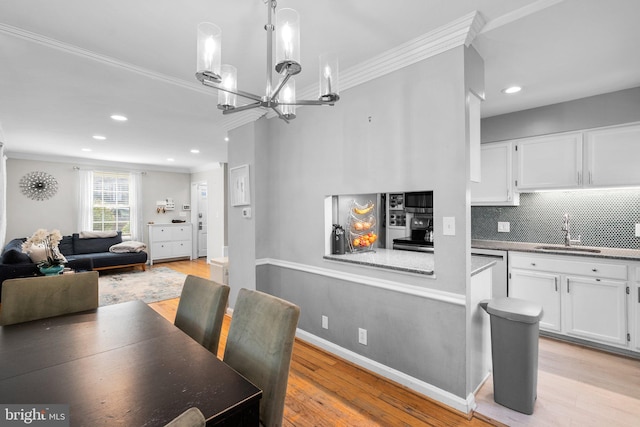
top-left (22, 228), bottom-right (66, 268)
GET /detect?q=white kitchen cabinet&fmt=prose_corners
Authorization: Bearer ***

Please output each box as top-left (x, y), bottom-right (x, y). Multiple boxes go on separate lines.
top-left (584, 123), bottom-right (640, 187)
top-left (471, 141), bottom-right (519, 206)
top-left (635, 267), bottom-right (640, 352)
top-left (148, 223), bottom-right (193, 265)
top-left (510, 268), bottom-right (561, 331)
top-left (509, 252), bottom-right (631, 350)
top-left (514, 132), bottom-right (583, 191)
top-left (564, 276), bottom-right (628, 346)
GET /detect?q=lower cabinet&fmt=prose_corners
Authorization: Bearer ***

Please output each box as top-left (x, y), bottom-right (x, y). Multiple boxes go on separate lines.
top-left (635, 268), bottom-right (640, 352)
top-left (510, 269), bottom-right (561, 331)
top-left (148, 223), bottom-right (193, 265)
top-left (564, 276), bottom-right (628, 346)
top-left (509, 252), bottom-right (633, 351)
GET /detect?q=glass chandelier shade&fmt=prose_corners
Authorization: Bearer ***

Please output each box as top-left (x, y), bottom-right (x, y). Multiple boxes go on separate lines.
top-left (280, 78), bottom-right (296, 120)
top-left (195, 0), bottom-right (339, 123)
top-left (196, 22), bottom-right (222, 82)
top-left (319, 53), bottom-right (340, 102)
top-left (275, 8), bottom-right (301, 75)
top-left (217, 64), bottom-right (238, 110)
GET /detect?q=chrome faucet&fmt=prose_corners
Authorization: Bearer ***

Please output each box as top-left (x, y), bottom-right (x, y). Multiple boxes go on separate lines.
top-left (562, 213), bottom-right (581, 246)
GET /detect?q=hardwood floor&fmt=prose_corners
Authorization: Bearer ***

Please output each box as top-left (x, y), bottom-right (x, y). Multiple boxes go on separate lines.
top-left (149, 259), bottom-right (499, 427)
top-left (149, 259), bottom-right (640, 426)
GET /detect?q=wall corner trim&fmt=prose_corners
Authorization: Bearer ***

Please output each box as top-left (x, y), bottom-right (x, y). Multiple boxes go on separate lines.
top-left (295, 329), bottom-right (476, 414)
top-left (256, 257), bottom-right (465, 306)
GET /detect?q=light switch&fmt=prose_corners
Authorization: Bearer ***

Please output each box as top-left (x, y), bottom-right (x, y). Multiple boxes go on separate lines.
top-left (443, 217), bottom-right (455, 236)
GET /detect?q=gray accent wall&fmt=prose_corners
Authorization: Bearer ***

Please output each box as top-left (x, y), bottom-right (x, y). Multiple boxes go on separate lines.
top-left (482, 87), bottom-right (640, 143)
top-left (228, 46), bottom-right (484, 400)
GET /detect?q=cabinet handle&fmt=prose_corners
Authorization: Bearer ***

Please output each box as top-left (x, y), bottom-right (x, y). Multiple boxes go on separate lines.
top-left (567, 280), bottom-right (570, 293)
top-left (589, 171), bottom-right (592, 184)
top-left (531, 263), bottom-right (536, 267)
top-left (638, 287), bottom-right (640, 304)
top-left (592, 268), bottom-right (598, 272)
top-left (577, 171), bottom-right (581, 185)
top-left (554, 277), bottom-right (558, 292)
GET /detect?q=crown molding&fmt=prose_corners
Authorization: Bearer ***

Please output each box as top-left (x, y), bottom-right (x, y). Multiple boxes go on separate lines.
top-left (0, 23), bottom-right (212, 97)
top-left (1, 11), bottom-right (488, 131)
top-left (266, 11), bottom-right (486, 120)
top-left (479, 0), bottom-right (564, 34)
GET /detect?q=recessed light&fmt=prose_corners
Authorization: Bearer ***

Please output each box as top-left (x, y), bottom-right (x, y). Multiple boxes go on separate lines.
top-left (167, 158), bottom-right (175, 162)
top-left (190, 149), bottom-right (200, 154)
top-left (92, 135), bottom-right (106, 140)
top-left (224, 136), bottom-right (229, 142)
top-left (82, 148), bottom-right (92, 152)
top-left (502, 86), bottom-right (522, 94)
top-left (110, 114), bottom-right (128, 121)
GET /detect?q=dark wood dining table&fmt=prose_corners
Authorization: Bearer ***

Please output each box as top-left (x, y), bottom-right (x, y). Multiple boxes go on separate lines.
top-left (0, 300), bottom-right (261, 426)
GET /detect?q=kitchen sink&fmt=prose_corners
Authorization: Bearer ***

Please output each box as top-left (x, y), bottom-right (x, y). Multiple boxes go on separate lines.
top-left (535, 246), bottom-right (601, 254)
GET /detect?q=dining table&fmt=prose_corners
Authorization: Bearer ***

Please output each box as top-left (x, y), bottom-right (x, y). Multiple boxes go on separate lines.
top-left (0, 300), bottom-right (262, 426)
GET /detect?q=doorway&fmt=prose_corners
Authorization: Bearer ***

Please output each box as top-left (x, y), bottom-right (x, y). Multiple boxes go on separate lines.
top-left (192, 182), bottom-right (208, 258)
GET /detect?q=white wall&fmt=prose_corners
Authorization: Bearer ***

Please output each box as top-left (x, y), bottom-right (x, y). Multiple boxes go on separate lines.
top-left (5, 158), bottom-right (191, 246)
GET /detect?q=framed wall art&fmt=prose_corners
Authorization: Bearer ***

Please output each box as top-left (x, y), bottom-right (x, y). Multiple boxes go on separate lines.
top-left (230, 164), bottom-right (251, 206)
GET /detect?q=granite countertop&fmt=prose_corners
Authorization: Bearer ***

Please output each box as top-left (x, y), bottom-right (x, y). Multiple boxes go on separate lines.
top-left (472, 239), bottom-right (640, 261)
top-left (323, 248), bottom-right (496, 276)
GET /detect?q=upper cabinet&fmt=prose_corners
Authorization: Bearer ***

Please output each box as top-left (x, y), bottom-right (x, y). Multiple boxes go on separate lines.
top-left (514, 132), bottom-right (583, 191)
top-left (584, 123), bottom-right (640, 187)
top-left (509, 122), bottom-right (640, 192)
top-left (471, 141), bottom-right (519, 206)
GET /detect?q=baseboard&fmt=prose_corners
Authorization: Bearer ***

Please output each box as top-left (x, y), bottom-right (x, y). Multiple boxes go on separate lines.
top-left (295, 329), bottom-right (476, 414)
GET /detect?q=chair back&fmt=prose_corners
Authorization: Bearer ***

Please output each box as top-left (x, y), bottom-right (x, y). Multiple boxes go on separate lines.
top-left (224, 288), bottom-right (300, 427)
top-left (164, 407), bottom-right (205, 427)
top-left (175, 275), bottom-right (230, 355)
top-left (0, 271), bottom-right (99, 326)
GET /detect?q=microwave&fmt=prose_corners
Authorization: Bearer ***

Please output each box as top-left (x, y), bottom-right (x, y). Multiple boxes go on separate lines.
top-left (404, 191), bottom-right (433, 213)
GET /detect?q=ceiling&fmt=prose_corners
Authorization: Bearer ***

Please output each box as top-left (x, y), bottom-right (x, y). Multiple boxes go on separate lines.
top-left (1, 0), bottom-right (639, 172)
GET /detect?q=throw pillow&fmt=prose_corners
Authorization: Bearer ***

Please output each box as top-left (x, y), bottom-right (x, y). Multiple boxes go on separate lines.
top-left (25, 246), bottom-right (68, 264)
top-left (1, 248), bottom-right (32, 264)
top-left (80, 230), bottom-right (118, 239)
top-left (27, 246), bottom-right (48, 263)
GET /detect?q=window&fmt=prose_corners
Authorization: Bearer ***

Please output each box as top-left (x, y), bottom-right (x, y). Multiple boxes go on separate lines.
top-left (92, 171), bottom-right (131, 237)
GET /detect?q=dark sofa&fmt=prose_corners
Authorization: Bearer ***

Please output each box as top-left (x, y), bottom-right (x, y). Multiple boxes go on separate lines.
top-left (0, 231), bottom-right (147, 301)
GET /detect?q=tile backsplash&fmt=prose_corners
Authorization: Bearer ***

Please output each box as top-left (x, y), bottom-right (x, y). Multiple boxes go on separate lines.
top-left (471, 189), bottom-right (640, 249)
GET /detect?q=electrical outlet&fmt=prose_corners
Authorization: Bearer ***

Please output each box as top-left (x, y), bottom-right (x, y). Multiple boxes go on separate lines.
top-left (636, 223), bottom-right (640, 237)
top-left (321, 315), bottom-right (329, 329)
top-left (498, 222), bottom-right (510, 233)
top-left (358, 328), bottom-right (368, 345)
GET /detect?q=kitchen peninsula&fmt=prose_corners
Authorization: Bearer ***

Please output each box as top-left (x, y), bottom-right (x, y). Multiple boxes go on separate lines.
top-left (324, 248), bottom-right (497, 277)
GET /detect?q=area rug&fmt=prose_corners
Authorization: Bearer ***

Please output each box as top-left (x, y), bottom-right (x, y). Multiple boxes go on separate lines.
top-left (99, 267), bottom-right (186, 306)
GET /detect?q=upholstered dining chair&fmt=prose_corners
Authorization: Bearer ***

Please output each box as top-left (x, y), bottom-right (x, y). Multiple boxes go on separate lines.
top-left (174, 275), bottom-right (230, 355)
top-left (0, 271), bottom-right (99, 326)
top-left (223, 288), bottom-right (300, 427)
top-left (164, 407), bottom-right (205, 427)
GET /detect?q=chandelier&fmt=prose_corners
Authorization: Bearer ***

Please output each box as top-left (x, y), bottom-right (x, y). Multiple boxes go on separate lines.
top-left (195, 0), bottom-right (340, 122)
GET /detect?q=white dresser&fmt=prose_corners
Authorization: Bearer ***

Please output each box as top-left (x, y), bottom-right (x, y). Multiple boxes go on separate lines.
top-left (148, 223), bottom-right (193, 265)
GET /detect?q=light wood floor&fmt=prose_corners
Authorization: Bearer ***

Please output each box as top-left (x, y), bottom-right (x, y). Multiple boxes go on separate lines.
top-left (150, 259), bottom-right (640, 426)
top-left (149, 259), bottom-right (499, 427)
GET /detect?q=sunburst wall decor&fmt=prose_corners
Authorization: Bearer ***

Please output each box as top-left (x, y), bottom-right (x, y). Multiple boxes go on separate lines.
top-left (19, 171), bottom-right (59, 201)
